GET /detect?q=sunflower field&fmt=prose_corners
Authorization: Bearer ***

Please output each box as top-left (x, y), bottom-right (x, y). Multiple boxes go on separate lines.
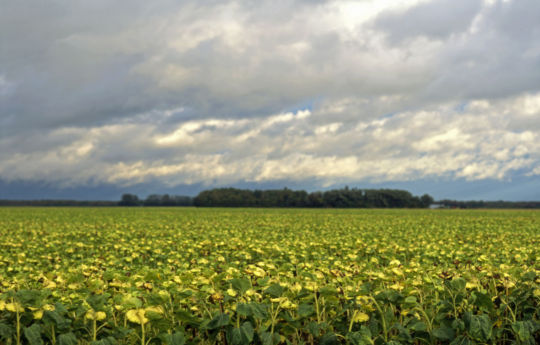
top-left (0, 207), bottom-right (538, 345)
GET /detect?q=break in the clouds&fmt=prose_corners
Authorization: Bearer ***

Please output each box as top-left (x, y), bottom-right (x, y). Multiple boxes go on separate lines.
top-left (1, 0), bottom-right (540, 199)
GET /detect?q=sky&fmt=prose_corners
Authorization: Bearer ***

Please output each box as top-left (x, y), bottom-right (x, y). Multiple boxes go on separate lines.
top-left (1, 0), bottom-right (540, 201)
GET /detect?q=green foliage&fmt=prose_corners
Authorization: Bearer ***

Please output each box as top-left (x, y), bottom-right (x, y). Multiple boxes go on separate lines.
top-left (193, 187), bottom-right (433, 208)
top-left (0, 207), bottom-right (538, 344)
top-left (24, 324), bottom-right (43, 345)
top-left (118, 193), bottom-right (140, 206)
top-left (57, 332), bottom-right (78, 345)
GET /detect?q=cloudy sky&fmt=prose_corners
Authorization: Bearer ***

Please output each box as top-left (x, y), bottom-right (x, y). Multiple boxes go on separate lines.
top-left (1, 0), bottom-right (540, 200)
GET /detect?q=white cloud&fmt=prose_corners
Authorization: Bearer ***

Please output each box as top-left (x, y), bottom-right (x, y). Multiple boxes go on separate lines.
top-left (155, 119), bottom-right (242, 146)
top-left (413, 128), bottom-right (474, 152)
top-left (1, 91), bottom-right (540, 188)
top-left (527, 166), bottom-right (540, 176)
top-left (315, 122), bottom-right (342, 135)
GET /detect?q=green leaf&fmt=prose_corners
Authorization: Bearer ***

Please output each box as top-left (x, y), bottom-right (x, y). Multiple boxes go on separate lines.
top-left (471, 291), bottom-right (494, 312)
top-left (236, 303), bottom-right (252, 317)
top-left (174, 310), bottom-right (200, 325)
top-left (242, 322), bottom-right (255, 342)
top-left (230, 328), bottom-right (244, 345)
top-left (520, 271), bottom-right (536, 282)
top-left (395, 324), bottom-right (412, 343)
top-left (307, 321), bottom-right (320, 336)
top-left (229, 322), bottom-right (254, 345)
top-left (86, 294), bottom-right (110, 310)
top-left (207, 313), bottom-right (230, 330)
top-left (249, 303), bottom-right (268, 319)
top-left (319, 286), bottom-right (338, 297)
top-left (319, 332), bottom-right (339, 345)
top-left (347, 326), bottom-right (372, 345)
top-left (256, 277), bottom-right (270, 286)
top-left (231, 278), bottom-right (251, 294)
top-left (467, 314), bottom-right (492, 342)
top-left (449, 335), bottom-right (472, 345)
top-left (0, 323), bottom-right (14, 340)
top-left (260, 331), bottom-right (272, 345)
top-left (16, 289), bottom-right (43, 306)
top-left (264, 284), bottom-right (284, 298)
top-left (379, 290), bottom-right (403, 304)
top-left (121, 296), bottom-right (142, 309)
top-left (512, 321), bottom-right (534, 342)
top-left (451, 319), bottom-right (465, 333)
top-left (176, 290), bottom-right (193, 299)
top-left (58, 333), bottom-right (77, 345)
top-left (409, 321), bottom-right (427, 332)
top-left (297, 304), bottom-right (314, 317)
top-left (146, 310), bottom-right (163, 321)
top-left (403, 296), bottom-right (417, 306)
top-left (90, 336), bottom-right (117, 345)
top-left (43, 310), bottom-right (71, 331)
top-left (54, 303), bottom-right (69, 315)
top-left (161, 332), bottom-right (186, 345)
top-left (449, 278), bottom-right (466, 292)
top-left (260, 331), bottom-right (280, 345)
top-left (433, 326), bottom-right (455, 341)
top-left (24, 324), bottom-right (44, 345)
top-left (237, 303), bottom-right (268, 319)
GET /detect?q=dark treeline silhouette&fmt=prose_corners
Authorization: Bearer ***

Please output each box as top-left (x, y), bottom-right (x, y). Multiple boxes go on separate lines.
top-left (143, 194), bottom-right (192, 206)
top-left (437, 199), bottom-right (540, 209)
top-left (0, 200), bottom-right (118, 207)
top-left (119, 193), bottom-right (193, 206)
top-left (192, 187), bottom-right (434, 208)
top-left (3, 191), bottom-right (539, 209)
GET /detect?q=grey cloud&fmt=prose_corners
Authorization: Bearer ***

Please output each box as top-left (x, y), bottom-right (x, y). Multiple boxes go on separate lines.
top-left (0, 0), bottom-right (412, 136)
top-left (1, 0), bottom-right (540, 193)
top-left (374, 0), bottom-right (483, 43)
top-left (1, 1), bottom-right (173, 132)
top-left (489, 0), bottom-right (540, 40)
top-left (419, 0), bottom-right (540, 102)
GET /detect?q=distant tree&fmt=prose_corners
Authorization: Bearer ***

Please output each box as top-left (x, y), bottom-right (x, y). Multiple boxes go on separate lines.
top-left (171, 195), bottom-right (193, 206)
top-left (142, 194), bottom-right (192, 206)
top-left (119, 193), bottom-right (140, 206)
top-left (191, 187), bottom-right (442, 208)
top-left (2, 194), bottom-right (538, 208)
top-left (420, 194), bottom-right (434, 208)
top-left (161, 194), bottom-right (175, 206)
top-left (307, 191), bottom-right (324, 207)
top-left (144, 194), bottom-right (162, 206)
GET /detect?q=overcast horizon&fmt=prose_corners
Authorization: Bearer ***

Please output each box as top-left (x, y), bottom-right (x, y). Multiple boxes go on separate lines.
top-left (2, 0), bottom-right (540, 201)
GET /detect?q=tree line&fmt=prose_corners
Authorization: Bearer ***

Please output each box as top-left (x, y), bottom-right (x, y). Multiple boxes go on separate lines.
top-left (192, 187), bottom-right (434, 208)
top-left (95, 188), bottom-right (435, 208)
top-left (118, 194), bottom-right (193, 206)
top-left (3, 189), bottom-right (539, 208)
top-left (437, 199), bottom-right (540, 209)
top-left (0, 200), bottom-right (118, 207)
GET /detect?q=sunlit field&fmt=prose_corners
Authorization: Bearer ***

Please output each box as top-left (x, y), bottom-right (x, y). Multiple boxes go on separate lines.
top-left (0, 208), bottom-right (538, 344)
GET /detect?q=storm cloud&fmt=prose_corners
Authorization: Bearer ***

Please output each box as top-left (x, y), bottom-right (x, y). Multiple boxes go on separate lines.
top-left (1, 0), bottom-right (539, 199)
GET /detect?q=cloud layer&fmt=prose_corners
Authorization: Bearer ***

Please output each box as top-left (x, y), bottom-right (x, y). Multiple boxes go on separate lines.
top-left (1, 0), bottom-right (540, 198)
